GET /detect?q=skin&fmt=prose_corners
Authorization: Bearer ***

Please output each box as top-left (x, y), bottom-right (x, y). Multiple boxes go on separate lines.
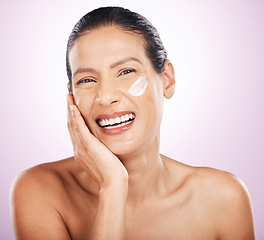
top-left (127, 77), bottom-right (148, 96)
top-left (10, 26), bottom-right (255, 240)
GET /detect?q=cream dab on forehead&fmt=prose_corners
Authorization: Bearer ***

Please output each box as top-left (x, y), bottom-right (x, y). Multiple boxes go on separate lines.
top-left (127, 77), bottom-right (148, 96)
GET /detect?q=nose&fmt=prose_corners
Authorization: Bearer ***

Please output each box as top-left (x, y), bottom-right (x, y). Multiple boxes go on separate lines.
top-left (95, 80), bottom-right (122, 106)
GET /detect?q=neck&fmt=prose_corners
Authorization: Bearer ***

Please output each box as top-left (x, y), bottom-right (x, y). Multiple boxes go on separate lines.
top-left (74, 134), bottom-right (170, 202)
top-left (118, 135), bottom-right (167, 203)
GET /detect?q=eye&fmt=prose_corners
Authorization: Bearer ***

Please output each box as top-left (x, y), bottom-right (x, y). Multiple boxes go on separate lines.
top-left (119, 69), bottom-right (136, 76)
top-left (76, 78), bottom-right (96, 85)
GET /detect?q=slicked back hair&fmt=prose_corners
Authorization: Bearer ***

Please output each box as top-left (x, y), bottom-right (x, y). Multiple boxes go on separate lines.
top-left (66, 6), bottom-right (167, 91)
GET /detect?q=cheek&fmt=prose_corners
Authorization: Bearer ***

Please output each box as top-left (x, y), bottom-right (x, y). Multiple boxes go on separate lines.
top-left (144, 80), bottom-right (164, 121)
top-left (127, 77), bottom-right (148, 96)
top-left (72, 90), bottom-right (93, 116)
top-left (129, 78), bottom-right (163, 126)
top-left (72, 88), bottom-right (86, 106)
top-left (124, 76), bottom-right (163, 112)
top-left (125, 74), bottom-right (163, 99)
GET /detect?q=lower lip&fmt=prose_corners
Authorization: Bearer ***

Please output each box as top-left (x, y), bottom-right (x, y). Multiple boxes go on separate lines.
top-left (99, 119), bottom-right (135, 135)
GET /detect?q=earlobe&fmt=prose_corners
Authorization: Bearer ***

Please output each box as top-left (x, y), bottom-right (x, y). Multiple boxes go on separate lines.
top-left (162, 60), bottom-right (175, 99)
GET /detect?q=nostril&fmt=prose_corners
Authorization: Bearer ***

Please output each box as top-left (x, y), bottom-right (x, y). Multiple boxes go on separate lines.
top-left (96, 89), bottom-right (122, 106)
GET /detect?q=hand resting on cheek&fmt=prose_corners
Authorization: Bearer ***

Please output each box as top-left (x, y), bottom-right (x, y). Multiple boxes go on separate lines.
top-left (67, 94), bottom-right (128, 188)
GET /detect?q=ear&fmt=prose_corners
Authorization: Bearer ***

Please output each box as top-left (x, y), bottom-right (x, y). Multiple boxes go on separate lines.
top-left (162, 59), bottom-right (175, 99)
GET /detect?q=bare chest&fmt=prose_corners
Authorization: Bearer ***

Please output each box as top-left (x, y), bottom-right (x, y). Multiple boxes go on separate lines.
top-left (124, 201), bottom-right (216, 240)
top-left (62, 194), bottom-right (217, 240)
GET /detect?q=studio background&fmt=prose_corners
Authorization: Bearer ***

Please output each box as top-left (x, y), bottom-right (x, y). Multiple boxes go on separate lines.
top-left (1, 0), bottom-right (263, 239)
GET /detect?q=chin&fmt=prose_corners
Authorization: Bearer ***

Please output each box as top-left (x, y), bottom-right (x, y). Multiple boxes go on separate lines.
top-left (102, 136), bottom-right (143, 157)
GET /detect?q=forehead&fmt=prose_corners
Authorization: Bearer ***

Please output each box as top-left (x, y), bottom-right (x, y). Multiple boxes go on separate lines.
top-left (69, 26), bottom-right (149, 70)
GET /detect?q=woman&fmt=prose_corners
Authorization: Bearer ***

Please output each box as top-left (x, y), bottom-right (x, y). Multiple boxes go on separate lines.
top-left (10, 7), bottom-right (255, 240)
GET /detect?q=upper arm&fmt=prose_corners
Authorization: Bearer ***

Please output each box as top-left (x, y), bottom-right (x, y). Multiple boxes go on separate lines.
top-left (216, 174), bottom-right (255, 240)
top-left (10, 170), bottom-right (71, 240)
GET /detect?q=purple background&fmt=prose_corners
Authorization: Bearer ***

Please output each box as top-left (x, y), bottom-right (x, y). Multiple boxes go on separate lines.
top-left (1, 0), bottom-right (263, 239)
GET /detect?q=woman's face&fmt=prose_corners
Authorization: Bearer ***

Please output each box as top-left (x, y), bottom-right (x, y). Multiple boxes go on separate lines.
top-left (69, 26), bottom-right (166, 156)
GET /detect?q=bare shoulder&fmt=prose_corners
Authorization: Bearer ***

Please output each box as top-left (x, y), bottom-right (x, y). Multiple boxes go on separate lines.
top-left (10, 158), bottom-right (75, 201)
top-left (192, 166), bottom-right (249, 199)
top-left (172, 157), bottom-right (255, 240)
top-left (10, 158), bottom-right (77, 240)
top-left (193, 167), bottom-right (255, 239)
top-left (163, 156), bottom-right (255, 239)
top-left (164, 155), bottom-right (248, 195)
top-left (192, 167), bottom-right (252, 211)
top-left (165, 157), bottom-right (252, 210)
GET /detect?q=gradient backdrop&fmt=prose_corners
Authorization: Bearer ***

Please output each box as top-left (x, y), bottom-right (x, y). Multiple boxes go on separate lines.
top-left (1, 0), bottom-right (263, 239)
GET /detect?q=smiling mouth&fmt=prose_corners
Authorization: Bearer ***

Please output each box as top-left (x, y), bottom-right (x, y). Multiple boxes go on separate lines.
top-left (96, 113), bottom-right (135, 129)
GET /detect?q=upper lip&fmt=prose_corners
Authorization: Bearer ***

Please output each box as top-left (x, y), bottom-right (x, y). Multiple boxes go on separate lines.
top-left (96, 111), bottom-right (135, 121)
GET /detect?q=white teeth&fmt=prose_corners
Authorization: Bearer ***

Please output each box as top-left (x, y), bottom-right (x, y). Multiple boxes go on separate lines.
top-left (98, 113), bottom-right (135, 127)
top-left (104, 121), bottom-right (131, 129)
top-left (115, 117), bottom-right (121, 123)
top-left (109, 118), bottom-right (115, 125)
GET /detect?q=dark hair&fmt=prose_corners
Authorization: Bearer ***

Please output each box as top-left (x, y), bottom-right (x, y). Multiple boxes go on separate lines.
top-left (66, 6), bottom-right (167, 91)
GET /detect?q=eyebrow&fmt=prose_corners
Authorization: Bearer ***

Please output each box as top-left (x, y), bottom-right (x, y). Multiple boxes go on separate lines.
top-left (73, 57), bottom-right (143, 77)
top-left (73, 67), bottom-right (97, 77)
top-left (109, 57), bottom-right (143, 68)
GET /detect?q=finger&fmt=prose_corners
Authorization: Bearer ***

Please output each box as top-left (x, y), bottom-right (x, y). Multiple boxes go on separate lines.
top-left (68, 104), bottom-right (105, 181)
top-left (67, 114), bottom-right (77, 148)
top-left (71, 106), bottom-right (116, 163)
top-left (70, 105), bottom-right (95, 145)
top-left (67, 93), bottom-right (75, 107)
top-left (67, 94), bottom-right (94, 138)
top-left (67, 94), bottom-right (76, 133)
top-left (67, 95), bottom-right (84, 150)
top-left (67, 94), bottom-right (91, 134)
top-left (67, 94), bottom-right (77, 143)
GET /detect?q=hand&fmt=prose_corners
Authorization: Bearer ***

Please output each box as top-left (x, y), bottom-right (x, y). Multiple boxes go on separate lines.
top-left (67, 94), bottom-right (128, 189)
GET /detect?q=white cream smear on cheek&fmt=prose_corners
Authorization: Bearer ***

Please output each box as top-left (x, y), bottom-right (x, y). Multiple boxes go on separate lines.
top-left (127, 77), bottom-right (148, 96)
